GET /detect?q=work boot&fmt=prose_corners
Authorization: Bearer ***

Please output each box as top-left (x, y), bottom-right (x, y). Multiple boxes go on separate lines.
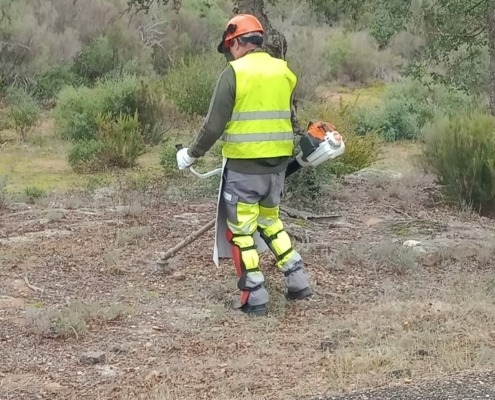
top-left (241, 302), bottom-right (268, 316)
top-left (286, 286), bottom-right (313, 301)
top-left (232, 285), bottom-right (269, 317)
top-left (282, 257), bottom-right (313, 301)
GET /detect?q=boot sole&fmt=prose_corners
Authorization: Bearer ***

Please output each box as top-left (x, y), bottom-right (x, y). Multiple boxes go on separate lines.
top-left (286, 287), bottom-right (313, 301)
top-left (241, 304), bottom-right (268, 316)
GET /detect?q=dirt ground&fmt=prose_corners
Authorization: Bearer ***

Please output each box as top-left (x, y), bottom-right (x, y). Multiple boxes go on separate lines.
top-left (2, 145), bottom-right (495, 400)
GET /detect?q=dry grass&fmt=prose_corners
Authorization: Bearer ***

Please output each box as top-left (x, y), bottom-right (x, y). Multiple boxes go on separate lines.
top-left (116, 225), bottom-right (151, 246)
top-left (318, 274), bottom-right (495, 391)
top-left (24, 301), bottom-right (132, 339)
top-left (104, 250), bottom-right (126, 275)
top-left (43, 209), bottom-right (65, 222)
top-left (370, 241), bottom-right (419, 275)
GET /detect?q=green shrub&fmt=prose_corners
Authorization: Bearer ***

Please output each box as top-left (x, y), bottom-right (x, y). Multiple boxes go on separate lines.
top-left (135, 80), bottom-right (176, 145)
top-left (436, 44), bottom-right (490, 95)
top-left (163, 52), bottom-right (225, 116)
top-left (72, 36), bottom-right (116, 82)
top-left (286, 101), bottom-right (381, 201)
top-left (55, 75), bottom-right (170, 144)
top-left (68, 140), bottom-right (103, 173)
top-left (5, 87), bottom-right (40, 140)
top-left (68, 112), bottom-right (144, 172)
top-left (55, 85), bottom-right (103, 141)
top-left (421, 113), bottom-right (495, 214)
top-left (353, 80), bottom-right (480, 141)
top-left (24, 186), bottom-right (46, 203)
top-left (0, 175), bottom-right (8, 209)
top-left (96, 111), bottom-right (144, 169)
top-left (354, 99), bottom-right (419, 141)
top-left (325, 29), bottom-right (402, 84)
top-left (160, 141), bottom-right (179, 176)
top-left (34, 66), bottom-right (83, 101)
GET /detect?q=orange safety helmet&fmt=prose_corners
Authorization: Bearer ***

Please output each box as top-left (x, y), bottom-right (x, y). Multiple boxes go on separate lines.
top-left (217, 14), bottom-right (264, 53)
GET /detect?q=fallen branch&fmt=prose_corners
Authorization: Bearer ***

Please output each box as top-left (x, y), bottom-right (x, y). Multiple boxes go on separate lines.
top-left (24, 276), bottom-right (44, 294)
top-left (384, 204), bottom-right (413, 219)
top-left (280, 205), bottom-right (340, 221)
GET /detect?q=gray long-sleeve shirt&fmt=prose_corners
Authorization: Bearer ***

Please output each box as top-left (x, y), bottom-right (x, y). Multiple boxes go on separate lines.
top-left (187, 50), bottom-right (301, 175)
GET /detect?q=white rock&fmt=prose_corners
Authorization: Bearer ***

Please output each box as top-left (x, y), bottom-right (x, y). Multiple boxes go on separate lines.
top-left (403, 240), bottom-right (422, 247)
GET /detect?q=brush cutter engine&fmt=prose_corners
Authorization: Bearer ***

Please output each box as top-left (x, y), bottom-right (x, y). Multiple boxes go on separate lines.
top-left (295, 121), bottom-right (345, 168)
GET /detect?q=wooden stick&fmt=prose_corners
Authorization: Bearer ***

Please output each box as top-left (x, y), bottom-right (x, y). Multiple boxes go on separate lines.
top-left (158, 218), bottom-right (216, 265)
top-left (24, 276), bottom-right (44, 294)
top-left (280, 205), bottom-right (340, 221)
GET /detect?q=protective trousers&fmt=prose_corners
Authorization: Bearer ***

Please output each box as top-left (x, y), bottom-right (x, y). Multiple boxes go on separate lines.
top-left (222, 169), bottom-right (311, 307)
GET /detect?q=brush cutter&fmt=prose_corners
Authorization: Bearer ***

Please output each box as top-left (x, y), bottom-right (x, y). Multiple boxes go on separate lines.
top-left (157, 121), bottom-right (345, 266)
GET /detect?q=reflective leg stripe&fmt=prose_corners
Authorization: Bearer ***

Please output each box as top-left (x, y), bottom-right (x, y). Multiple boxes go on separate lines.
top-left (227, 202), bottom-right (260, 272)
top-left (228, 233), bottom-right (259, 271)
top-left (257, 205), bottom-right (296, 267)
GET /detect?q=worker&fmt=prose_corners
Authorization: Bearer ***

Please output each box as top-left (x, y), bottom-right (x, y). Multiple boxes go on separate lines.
top-left (176, 14), bottom-right (312, 316)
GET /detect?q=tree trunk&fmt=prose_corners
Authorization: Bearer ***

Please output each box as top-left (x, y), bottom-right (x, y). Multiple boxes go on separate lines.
top-left (233, 0), bottom-right (287, 59)
top-left (487, 5), bottom-right (495, 116)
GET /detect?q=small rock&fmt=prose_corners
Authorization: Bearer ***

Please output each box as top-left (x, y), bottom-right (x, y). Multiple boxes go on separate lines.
top-left (145, 370), bottom-right (162, 382)
top-left (93, 187), bottom-right (117, 202)
top-left (345, 168), bottom-right (403, 182)
top-left (320, 341), bottom-right (338, 353)
top-left (96, 365), bottom-right (118, 377)
top-left (365, 217), bottom-right (385, 227)
top-left (44, 382), bottom-right (63, 392)
top-left (421, 252), bottom-right (443, 267)
top-left (416, 349), bottom-right (432, 357)
top-left (403, 240), bottom-right (421, 247)
top-left (389, 369), bottom-right (411, 379)
top-left (111, 344), bottom-right (130, 354)
top-left (80, 351), bottom-right (106, 365)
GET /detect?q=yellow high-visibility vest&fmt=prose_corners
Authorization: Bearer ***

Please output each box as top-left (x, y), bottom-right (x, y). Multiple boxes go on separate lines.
top-left (222, 52), bottom-right (297, 159)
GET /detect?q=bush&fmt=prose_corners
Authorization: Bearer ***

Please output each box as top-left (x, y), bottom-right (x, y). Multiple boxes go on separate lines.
top-left (5, 87), bottom-right (40, 140)
top-left (96, 111), bottom-right (144, 169)
top-left (421, 113), bottom-right (495, 214)
top-left (72, 36), bottom-right (116, 82)
top-left (55, 85), bottom-right (103, 141)
top-left (325, 29), bottom-right (402, 84)
top-left (24, 186), bottom-right (46, 203)
top-left (55, 75), bottom-right (169, 144)
top-left (160, 141), bottom-right (179, 176)
top-left (68, 112), bottom-right (144, 172)
top-left (353, 80), bottom-right (481, 141)
top-left (34, 66), bottom-right (83, 101)
top-left (163, 52), bottom-right (225, 116)
top-left (286, 101), bottom-right (381, 200)
top-left (0, 175), bottom-right (8, 209)
top-left (68, 140), bottom-right (104, 173)
top-left (353, 99), bottom-right (420, 141)
top-left (284, 26), bottom-right (330, 100)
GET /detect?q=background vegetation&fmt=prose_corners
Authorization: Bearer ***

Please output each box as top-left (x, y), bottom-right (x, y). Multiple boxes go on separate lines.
top-left (1, 0), bottom-right (494, 214)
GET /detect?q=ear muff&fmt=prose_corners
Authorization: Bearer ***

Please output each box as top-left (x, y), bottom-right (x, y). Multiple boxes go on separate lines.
top-left (217, 23), bottom-right (238, 54)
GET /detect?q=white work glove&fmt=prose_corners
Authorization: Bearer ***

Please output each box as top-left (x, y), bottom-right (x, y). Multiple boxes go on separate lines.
top-left (176, 148), bottom-right (197, 170)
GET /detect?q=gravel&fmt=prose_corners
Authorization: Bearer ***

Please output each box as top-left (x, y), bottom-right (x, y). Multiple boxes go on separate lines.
top-left (317, 371), bottom-right (495, 400)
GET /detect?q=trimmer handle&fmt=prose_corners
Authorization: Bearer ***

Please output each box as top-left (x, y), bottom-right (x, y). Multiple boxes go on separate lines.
top-left (175, 143), bottom-right (222, 179)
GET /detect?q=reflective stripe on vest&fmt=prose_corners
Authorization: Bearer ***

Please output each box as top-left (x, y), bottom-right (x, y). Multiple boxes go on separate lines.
top-left (222, 52), bottom-right (297, 159)
top-left (230, 110), bottom-right (292, 121)
top-left (223, 131), bottom-right (294, 143)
